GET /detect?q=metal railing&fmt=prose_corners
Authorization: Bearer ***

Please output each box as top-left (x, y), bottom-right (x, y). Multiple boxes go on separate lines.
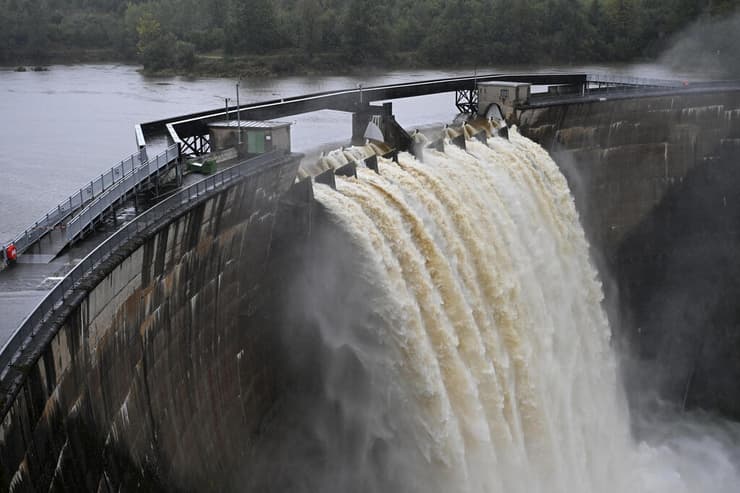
top-left (0, 150), bottom-right (289, 377)
top-left (65, 144), bottom-right (179, 242)
top-left (4, 149), bottom-right (148, 255)
top-left (586, 73), bottom-right (686, 89)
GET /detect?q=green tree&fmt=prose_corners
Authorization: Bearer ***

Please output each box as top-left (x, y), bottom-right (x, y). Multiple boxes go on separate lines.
top-left (393, 0), bottom-right (432, 52)
top-left (586, 0), bottom-right (610, 60)
top-left (226, 0), bottom-right (280, 54)
top-left (604, 0), bottom-right (641, 60)
top-left (122, 3), bottom-right (154, 58)
top-left (420, 0), bottom-right (466, 64)
top-left (10, 0), bottom-right (51, 59)
top-left (136, 12), bottom-right (176, 70)
top-left (341, 0), bottom-right (392, 63)
top-left (296, 0), bottom-right (322, 56)
top-left (541, 0), bottom-right (591, 63)
top-left (0, 0), bottom-right (733, 72)
top-left (709, 0), bottom-right (740, 15)
top-left (487, 0), bottom-right (543, 63)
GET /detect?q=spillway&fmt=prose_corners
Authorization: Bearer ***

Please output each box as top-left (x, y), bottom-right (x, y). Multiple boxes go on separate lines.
top-left (283, 129), bottom-right (740, 492)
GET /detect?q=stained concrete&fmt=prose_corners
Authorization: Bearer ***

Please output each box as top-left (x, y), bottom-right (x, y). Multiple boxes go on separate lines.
top-left (4, 87), bottom-right (740, 492)
top-left (0, 155), bottom-right (301, 491)
top-left (517, 88), bottom-right (740, 419)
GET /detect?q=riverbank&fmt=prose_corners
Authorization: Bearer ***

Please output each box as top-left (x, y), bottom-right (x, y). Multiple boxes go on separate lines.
top-left (5, 48), bottom-right (121, 68)
top-left (4, 48), bottom-right (423, 78)
top-left (152, 51), bottom-right (441, 78)
top-left (6, 49), bottom-right (588, 79)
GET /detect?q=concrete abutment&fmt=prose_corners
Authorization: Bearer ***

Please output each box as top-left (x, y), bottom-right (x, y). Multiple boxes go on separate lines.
top-left (517, 89), bottom-right (740, 418)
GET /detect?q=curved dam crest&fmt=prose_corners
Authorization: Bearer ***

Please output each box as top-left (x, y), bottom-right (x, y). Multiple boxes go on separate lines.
top-left (2, 85), bottom-right (740, 491)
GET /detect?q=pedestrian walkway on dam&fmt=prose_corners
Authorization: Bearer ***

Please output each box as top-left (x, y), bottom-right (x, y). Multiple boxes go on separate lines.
top-left (0, 150), bottom-right (221, 348)
top-left (0, 222), bottom-right (121, 345)
top-left (1, 146), bottom-right (179, 267)
top-left (0, 147), bottom-right (298, 360)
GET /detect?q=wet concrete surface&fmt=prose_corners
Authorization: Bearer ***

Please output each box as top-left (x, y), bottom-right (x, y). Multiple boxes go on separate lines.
top-left (0, 152), bottom-right (303, 492)
top-left (0, 158), bottom-right (285, 350)
top-left (0, 290), bottom-right (47, 346)
top-left (0, 221), bottom-right (121, 347)
top-left (0, 263), bottom-right (53, 346)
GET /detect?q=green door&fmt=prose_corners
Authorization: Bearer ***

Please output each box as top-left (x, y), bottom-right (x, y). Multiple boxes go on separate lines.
top-left (248, 130), bottom-right (265, 154)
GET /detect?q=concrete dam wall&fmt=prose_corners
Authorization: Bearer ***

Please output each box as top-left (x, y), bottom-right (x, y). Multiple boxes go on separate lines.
top-left (517, 88), bottom-right (740, 418)
top-left (0, 155), bottom-right (302, 491)
top-left (2, 86), bottom-right (740, 491)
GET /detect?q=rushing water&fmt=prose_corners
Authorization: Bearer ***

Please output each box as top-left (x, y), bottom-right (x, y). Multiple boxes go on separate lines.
top-left (3, 63), bottom-right (739, 490)
top-left (302, 130), bottom-right (740, 492)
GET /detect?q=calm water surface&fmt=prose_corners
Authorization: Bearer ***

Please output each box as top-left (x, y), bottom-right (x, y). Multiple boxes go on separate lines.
top-left (0, 62), bottom-right (697, 241)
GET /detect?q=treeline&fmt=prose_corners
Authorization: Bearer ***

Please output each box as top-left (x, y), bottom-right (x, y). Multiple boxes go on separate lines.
top-left (1, 0), bottom-right (738, 73)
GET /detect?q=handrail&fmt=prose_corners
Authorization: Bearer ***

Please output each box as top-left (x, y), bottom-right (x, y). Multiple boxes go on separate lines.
top-left (142, 74), bottom-right (592, 143)
top-left (65, 144), bottom-right (179, 242)
top-left (141, 73), bottom-right (590, 132)
top-left (3, 148), bottom-right (147, 256)
top-left (166, 122), bottom-right (184, 148)
top-left (586, 73), bottom-right (685, 88)
top-left (135, 123), bottom-right (147, 150)
top-left (0, 150), bottom-right (290, 380)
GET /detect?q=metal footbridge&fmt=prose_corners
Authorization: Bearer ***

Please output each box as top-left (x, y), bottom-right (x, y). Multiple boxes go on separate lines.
top-left (2, 72), bottom-right (698, 265)
top-left (1, 146), bottom-right (179, 264)
top-left (137, 72), bottom-right (690, 156)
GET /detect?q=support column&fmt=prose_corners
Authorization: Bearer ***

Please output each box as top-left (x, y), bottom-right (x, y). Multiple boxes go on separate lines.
top-left (351, 103), bottom-right (390, 145)
top-left (351, 102), bottom-right (414, 152)
top-left (455, 89), bottom-right (478, 114)
top-left (381, 117), bottom-right (413, 153)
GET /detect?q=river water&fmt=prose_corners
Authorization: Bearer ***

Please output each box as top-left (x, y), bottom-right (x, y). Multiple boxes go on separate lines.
top-left (0, 62), bottom-right (699, 242)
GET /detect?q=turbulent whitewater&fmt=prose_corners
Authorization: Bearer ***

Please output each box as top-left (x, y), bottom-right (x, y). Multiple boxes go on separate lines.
top-left (306, 128), bottom-right (740, 493)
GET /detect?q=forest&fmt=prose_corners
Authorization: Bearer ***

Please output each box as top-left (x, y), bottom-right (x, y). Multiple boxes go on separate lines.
top-left (0, 0), bottom-right (738, 75)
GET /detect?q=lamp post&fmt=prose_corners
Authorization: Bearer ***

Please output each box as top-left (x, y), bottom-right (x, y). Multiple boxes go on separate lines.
top-left (236, 80), bottom-right (242, 145)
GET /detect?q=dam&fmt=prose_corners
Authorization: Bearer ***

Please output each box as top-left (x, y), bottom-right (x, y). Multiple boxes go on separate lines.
top-left (1, 73), bottom-right (740, 491)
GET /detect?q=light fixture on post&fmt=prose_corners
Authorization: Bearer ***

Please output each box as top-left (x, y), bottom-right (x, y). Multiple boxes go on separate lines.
top-left (236, 79), bottom-right (242, 145)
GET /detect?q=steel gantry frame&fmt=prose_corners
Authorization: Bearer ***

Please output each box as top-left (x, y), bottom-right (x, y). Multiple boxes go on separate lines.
top-left (455, 89), bottom-right (479, 114)
top-left (181, 134), bottom-right (211, 157)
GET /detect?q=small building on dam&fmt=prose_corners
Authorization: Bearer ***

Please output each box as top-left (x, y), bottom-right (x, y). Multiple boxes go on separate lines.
top-left (1, 75), bottom-right (740, 491)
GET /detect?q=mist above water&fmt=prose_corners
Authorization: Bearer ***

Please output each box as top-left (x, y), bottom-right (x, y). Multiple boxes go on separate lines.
top-left (660, 10), bottom-right (740, 78)
top-left (279, 129), bottom-right (740, 492)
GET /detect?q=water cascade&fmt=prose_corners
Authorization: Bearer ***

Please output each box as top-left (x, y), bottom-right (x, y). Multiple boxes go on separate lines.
top-left (299, 128), bottom-right (740, 492)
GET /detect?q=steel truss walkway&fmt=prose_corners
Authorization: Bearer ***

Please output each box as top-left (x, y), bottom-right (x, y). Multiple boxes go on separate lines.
top-left (2, 146), bottom-right (179, 265)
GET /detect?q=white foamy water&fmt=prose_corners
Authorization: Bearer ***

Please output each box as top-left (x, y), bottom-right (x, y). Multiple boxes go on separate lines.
top-left (311, 128), bottom-right (740, 492)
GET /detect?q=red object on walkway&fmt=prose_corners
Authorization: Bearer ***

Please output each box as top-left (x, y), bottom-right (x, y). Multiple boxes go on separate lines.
top-left (6, 244), bottom-right (17, 262)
